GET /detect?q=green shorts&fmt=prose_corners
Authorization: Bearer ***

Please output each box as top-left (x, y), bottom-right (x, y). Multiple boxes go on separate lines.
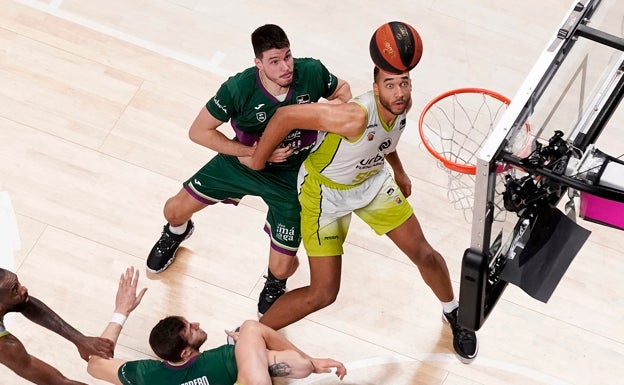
top-left (184, 154), bottom-right (301, 255)
top-left (298, 165), bottom-right (413, 257)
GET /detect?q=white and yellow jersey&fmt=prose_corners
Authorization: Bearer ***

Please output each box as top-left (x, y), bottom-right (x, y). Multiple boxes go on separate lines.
top-left (0, 316), bottom-right (9, 338)
top-left (304, 90), bottom-right (407, 186)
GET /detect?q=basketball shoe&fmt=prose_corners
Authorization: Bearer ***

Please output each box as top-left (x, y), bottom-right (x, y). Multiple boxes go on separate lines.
top-left (146, 220), bottom-right (194, 273)
top-left (257, 272), bottom-right (287, 316)
top-left (443, 308), bottom-right (479, 363)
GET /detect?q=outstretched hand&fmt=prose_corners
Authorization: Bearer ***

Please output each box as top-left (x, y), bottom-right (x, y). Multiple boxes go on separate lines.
top-left (76, 335), bottom-right (115, 361)
top-left (311, 358), bottom-right (347, 380)
top-left (114, 267), bottom-right (147, 316)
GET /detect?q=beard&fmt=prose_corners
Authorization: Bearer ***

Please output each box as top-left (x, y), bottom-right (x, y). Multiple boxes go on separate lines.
top-left (379, 95), bottom-right (409, 116)
top-left (189, 332), bottom-right (208, 350)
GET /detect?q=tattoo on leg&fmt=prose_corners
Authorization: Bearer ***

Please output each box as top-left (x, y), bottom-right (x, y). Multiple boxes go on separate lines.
top-left (268, 355), bottom-right (292, 377)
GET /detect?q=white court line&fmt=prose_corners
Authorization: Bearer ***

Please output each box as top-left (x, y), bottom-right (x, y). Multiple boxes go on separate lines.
top-left (49, 0), bottom-right (63, 9)
top-left (291, 353), bottom-right (572, 385)
top-left (13, 0), bottom-right (230, 77)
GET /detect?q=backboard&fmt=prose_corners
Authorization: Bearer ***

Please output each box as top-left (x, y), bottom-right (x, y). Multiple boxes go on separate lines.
top-left (458, 0), bottom-right (624, 331)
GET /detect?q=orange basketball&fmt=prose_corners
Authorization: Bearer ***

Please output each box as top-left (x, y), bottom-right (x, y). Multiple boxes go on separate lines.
top-left (369, 21), bottom-right (423, 73)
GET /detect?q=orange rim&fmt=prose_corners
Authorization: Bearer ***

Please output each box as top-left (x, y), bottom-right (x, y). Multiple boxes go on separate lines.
top-left (418, 87), bottom-right (512, 175)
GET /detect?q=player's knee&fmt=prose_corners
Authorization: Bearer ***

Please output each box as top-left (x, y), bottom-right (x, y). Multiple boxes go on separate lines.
top-left (239, 319), bottom-right (262, 335)
top-left (307, 287), bottom-right (339, 310)
top-left (411, 245), bottom-right (439, 267)
top-left (269, 255), bottom-right (299, 278)
top-left (163, 198), bottom-right (183, 224)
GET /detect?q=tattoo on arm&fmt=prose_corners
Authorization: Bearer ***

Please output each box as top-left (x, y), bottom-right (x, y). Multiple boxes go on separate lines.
top-left (268, 356), bottom-right (292, 377)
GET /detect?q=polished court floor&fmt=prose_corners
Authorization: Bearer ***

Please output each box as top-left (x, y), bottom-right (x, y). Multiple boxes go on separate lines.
top-left (1, 1), bottom-right (623, 384)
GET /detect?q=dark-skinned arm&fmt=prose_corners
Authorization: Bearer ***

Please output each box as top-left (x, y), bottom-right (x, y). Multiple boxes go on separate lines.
top-left (0, 334), bottom-right (87, 385)
top-left (386, 150), bottom-right (412, 197)
top-left (20, 296), bottom-right (114, 361)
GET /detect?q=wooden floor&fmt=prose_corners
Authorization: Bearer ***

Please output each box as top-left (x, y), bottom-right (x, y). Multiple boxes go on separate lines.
top-left (1, 1), bottom-right (623, 384)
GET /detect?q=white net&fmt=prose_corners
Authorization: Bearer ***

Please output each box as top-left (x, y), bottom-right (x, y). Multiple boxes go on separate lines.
top-left (419, 88), bottom-right (531, 222)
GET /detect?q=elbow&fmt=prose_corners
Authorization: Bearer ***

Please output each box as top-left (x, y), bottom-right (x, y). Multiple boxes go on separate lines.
top-left (247, 158), bottom-right (266, 171)
top-left (188, 128), bottom-right (201, 145)
top-left (87, 357), bottom-right (102, 380)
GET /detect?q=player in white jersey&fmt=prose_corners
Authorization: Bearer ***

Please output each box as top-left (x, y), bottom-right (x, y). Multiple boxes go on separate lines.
top-left (241, 66), bottom-right (478, 363)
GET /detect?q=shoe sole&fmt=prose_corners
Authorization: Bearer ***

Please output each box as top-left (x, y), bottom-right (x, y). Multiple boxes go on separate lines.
top-left (146, 226), bottom-right (195, 274)
top-left (441, 313), bottom-right (479, 363)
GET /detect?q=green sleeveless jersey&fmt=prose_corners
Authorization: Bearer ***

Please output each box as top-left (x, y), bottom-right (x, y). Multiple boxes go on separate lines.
top-left (118, 345), bottom-right (237, 385)
top-left (206, 57), bottom-right (339, 170)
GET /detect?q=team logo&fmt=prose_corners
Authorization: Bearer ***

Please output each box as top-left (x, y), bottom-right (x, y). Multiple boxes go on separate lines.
top-left (256, 112), bottom-right (266, 122)
top-left (296, 94), bottom-right (311, 104)
top-left (378, 139), bottom-right (392, 151)
top-left (394, 196), bottom-right (403, 204)
top-left (367, 131), bottom-right (375, 141)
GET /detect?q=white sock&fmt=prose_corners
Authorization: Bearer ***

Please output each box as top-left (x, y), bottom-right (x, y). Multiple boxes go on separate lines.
top-left (168, 221), bottom-right (188, 235)
top-left (441, 299), bottom-right (459, 314)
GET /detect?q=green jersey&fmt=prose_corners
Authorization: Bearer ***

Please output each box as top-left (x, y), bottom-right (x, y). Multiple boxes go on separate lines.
top-left (118, 345), bottom-right (237, 385)
top-left (206, 57), bottom-right (339, 170)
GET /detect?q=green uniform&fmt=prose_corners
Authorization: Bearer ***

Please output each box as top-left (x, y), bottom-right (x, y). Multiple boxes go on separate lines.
top-left (185, 58), bottom-right (339, 255)
top-left (118, 345), bottom-right (237, 385)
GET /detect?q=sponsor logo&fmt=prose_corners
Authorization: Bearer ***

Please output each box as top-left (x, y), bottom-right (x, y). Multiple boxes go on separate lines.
top-left (275, 224), bottom-right (296, 242)
top-left (378, 139), bottom-right (392, 152)
top-left (193, 179), bottom-right (202, 186)
top-left (357, 154), bottom-right (385, 169)
top-left (327, 73), bottom-right (334, 88)
top-left (324, 235), bottom-right (340, 240)
top-left (296, 94), bottom-right (310, 104)
top-left (256, 112), bottom-right (266, 122)
top-left (254, 103), bottom-right (265, 110)
top-left (212, 97), bottom-right (227, 114)
top-left (386, 187), bottom-right (395, 195)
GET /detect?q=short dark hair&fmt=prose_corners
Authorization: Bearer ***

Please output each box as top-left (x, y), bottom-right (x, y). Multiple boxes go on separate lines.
top-left (251, 24), bottom-right (290, 59)
top-left (374, 66), bottom-right (380, 82)
top-left (149, 316), bottom-right (188, 362)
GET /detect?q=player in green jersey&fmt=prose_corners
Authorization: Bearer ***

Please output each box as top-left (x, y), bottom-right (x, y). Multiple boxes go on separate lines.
top-left (146, 24), bottom-right (351, 316)
top-left (87, 267), bottom-right (347, 385)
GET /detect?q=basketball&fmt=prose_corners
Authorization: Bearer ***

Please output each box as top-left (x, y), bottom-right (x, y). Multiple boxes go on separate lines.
top-left (369, 21), bottom-right (423, 73)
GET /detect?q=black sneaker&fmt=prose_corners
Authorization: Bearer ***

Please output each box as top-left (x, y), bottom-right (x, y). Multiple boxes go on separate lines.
top-left (443, 308), bottom-right (479, 363)
top-left (257, 275), bottom-right (286, 316)
top-left (146, 220), bottom-right (194, 273)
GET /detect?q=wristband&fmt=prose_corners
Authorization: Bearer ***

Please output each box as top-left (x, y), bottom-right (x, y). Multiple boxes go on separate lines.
top-left (110, 312), bottom-right (127, 326)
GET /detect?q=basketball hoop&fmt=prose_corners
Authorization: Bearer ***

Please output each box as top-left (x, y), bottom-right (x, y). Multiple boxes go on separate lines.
top-left (418, 88), bottom-right (533, 221)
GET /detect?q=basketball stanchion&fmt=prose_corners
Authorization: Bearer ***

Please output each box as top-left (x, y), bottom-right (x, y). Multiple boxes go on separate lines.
top-left (418, 88), bottom-right (533, 222)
